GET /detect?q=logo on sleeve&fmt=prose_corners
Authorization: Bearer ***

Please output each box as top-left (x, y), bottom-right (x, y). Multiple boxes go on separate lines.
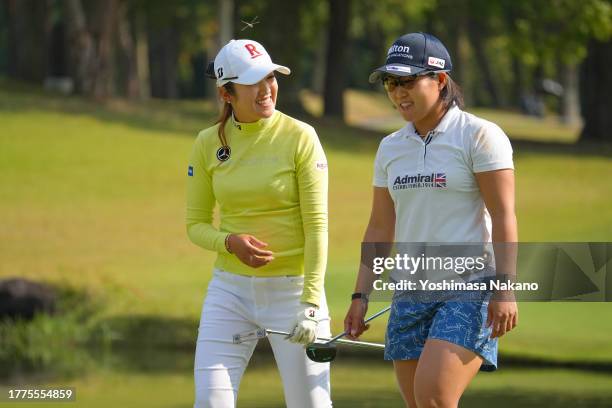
top-left (316, 161), bottom-right (328, 171)
top-left (188, 166), bottom-right (194, 176)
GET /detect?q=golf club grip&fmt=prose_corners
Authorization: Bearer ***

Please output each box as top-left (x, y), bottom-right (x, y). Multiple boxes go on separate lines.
top-left (325, 305), bottom-right (391, 344)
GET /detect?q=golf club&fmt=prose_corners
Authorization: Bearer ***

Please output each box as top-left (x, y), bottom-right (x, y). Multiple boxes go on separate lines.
top-left (233, 328), bottom-right (384, 349)
top-left (324, 305), bottom-right (391, 344)
top-left (232, 305), bottom-right (391, 362)
top-left (305, 305), bottom-right (391, 362)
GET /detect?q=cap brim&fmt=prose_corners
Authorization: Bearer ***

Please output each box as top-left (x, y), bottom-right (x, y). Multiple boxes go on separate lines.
top-left (231, 63), bottom-right (291, 86)
top-left (368, 64), bottom-right (428, 83)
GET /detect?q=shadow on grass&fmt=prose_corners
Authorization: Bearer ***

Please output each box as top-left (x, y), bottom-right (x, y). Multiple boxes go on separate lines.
top-left (103, 315), bottom-right (197, 350)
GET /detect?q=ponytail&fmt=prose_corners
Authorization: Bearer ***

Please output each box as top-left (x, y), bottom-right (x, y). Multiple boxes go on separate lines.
top-left (215, 83), bottom-right (235, 148)
top-left (440, 75), bottom-right (465, 111)
top-left (206, 60), bottom-right (237, 148)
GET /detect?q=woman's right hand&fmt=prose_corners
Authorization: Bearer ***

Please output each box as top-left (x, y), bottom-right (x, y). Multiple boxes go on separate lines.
top-left (227, 234), bottom-right (274, 268)
top-left (344, 299), bottom-right (369, 340)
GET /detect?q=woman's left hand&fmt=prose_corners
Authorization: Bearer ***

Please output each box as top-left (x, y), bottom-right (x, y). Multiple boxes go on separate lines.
top-left (486, 300), bottom-right (518, 338)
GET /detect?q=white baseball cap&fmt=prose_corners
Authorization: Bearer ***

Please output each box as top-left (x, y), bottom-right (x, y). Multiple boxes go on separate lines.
top-left (214, 39), bottom-right (291, 87)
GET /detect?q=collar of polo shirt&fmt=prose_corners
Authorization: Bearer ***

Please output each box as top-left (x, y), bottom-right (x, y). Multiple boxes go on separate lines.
top-left (404, 104), bottom-right (460, 139)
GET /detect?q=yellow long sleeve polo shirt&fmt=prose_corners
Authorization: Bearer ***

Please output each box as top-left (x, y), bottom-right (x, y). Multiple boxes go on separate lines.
top-left (186, 110), bottom-right (328, 306)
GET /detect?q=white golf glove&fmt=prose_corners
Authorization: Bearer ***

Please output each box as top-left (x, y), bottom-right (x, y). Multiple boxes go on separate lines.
top-left (287, 303), bottom-right (319, 345)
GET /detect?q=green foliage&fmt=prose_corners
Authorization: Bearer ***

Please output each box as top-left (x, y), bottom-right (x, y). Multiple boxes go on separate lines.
top-left (0, 286), bottom-right (114, 373)
top-left (505, 0), bottom-right (612, 65)
top-left (351, 0), bottom-right (433, 41)
top-left (349, 0), bottom-right (434, 88)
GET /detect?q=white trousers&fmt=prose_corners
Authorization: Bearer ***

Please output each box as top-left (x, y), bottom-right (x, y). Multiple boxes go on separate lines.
top-left (194, 269), bottom-right (332, 408)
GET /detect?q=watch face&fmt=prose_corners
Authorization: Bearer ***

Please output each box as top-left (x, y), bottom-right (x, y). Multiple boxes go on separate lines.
top-left (216, 146), bottom-right (231, 161)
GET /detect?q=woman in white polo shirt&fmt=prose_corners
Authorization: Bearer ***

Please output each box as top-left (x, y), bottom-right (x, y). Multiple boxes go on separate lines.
top-left (344, 32), bottom-right (518, 407)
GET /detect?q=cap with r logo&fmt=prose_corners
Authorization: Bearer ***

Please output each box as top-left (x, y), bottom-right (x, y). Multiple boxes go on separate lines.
top-left (214, 39), bottom-right (291, 87)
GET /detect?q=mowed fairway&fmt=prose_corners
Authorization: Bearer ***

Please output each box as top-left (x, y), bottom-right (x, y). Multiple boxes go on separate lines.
top-left (1, 84), bottom-right (612, 364)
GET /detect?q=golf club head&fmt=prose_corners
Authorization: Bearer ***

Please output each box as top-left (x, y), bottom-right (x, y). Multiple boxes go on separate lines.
top-left (306, 343), bottom-right (337, 363)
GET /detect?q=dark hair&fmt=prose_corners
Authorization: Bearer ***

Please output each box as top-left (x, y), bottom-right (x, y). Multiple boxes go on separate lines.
top-left (440, 74), bottom-right (464, 111)
top-left (206, 60), bottom-right (236, 148)
top-left (216, 83), bottom-right (235, 148)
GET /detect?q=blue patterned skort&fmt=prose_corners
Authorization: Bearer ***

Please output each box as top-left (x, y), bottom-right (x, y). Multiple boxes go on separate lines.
top-left (384, 295), bottom-right (498, 371)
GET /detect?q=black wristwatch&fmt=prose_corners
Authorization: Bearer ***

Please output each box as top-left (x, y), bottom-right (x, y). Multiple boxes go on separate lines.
top-left (351, 292), bottom-right (369, 302)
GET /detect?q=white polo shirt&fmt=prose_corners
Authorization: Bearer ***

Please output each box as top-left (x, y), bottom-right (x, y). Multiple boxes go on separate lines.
top-left (373, 105), bottom-right (514, 245)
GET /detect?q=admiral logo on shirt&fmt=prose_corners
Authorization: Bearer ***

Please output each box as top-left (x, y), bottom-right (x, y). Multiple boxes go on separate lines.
top-left (393, 172), bottom-right (446, 190)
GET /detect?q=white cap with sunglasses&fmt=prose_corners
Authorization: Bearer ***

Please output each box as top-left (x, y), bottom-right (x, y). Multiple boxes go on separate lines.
top-left (214, 39), bottom-right (291, 87)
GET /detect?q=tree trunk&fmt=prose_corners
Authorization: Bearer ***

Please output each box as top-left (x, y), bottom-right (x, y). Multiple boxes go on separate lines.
top-left (117, 0), bottom-right (139, 99)
top-left (4, 0), bottom-right (18, 78)
top-left (206, 0), bottom-right (234, 103)
top-left (255, 0), bottom-right (305, 114)
top-left (148, 23), bottom-right (179, 99)
top-left (190, 52), bottom-right (206, 98)
top-left (559, 62), bottom-right (580, 125)
top-left (449, 2), bottom-right (471, 106)
top-left (579, 39), bottom-right (612, 142)
top-left (218, 0), bottom-right (233, 47)
top-left (311, 27), bottom-right (327, 95)
top-left (64, 0), bottom-right (95, 94)
top-left (91, 0), bottom-right (118, 99)
top-left (511, 55), bottom-right (525, 110)
top-left (323, 0), bottom-right (350, 119)
top-left (134, 8), bottom-right (150, 100)
top-left (48, 20), bottom-right (68, 77)
top-left (4, 0), bottom-right (50, 82)
top-left (64, 0), bottom-right (118, 98)
top-left (467, 18), bottom-right (501, 107)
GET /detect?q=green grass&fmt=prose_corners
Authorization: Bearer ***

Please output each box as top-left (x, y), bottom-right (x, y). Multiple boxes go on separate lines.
top-left (1, 82), bottom-right (612, 367)
top-left (3, 355), bottom-right (612, 407)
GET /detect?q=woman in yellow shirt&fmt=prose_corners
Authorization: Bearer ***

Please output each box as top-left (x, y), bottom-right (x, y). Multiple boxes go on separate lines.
top-left (186, 39), bottom-right (331, 408)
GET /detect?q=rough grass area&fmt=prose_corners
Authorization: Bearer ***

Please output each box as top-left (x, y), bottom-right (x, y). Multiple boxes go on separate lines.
top-left (0, 286), bottom-right (112, 374)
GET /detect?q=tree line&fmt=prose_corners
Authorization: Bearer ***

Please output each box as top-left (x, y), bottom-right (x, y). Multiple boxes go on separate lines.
top-left (1, 0), bottom-right (610, 141)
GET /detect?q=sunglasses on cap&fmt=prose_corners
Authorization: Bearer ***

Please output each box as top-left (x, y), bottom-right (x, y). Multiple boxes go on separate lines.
top-left (382, 72), bottom-right (438, 92)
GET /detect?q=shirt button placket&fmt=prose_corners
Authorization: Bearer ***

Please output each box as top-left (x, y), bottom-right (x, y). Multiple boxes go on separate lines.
top-left (418, 140), bottom-right (426, 172)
